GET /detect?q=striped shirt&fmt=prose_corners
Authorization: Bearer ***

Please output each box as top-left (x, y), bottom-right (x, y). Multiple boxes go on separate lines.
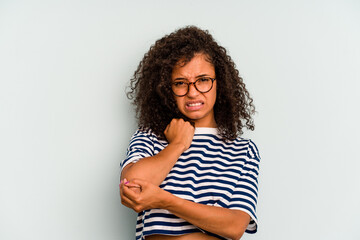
top-left (121, 127), bottom-right (261, 240)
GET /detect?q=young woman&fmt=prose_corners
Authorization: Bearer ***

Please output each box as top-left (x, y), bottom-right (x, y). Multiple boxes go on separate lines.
top-left (120, 26), bottom-right (261, 240)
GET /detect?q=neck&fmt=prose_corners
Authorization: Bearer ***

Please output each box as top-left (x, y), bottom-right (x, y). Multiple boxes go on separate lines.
top-left (193, 118), bottom-right (217, 128)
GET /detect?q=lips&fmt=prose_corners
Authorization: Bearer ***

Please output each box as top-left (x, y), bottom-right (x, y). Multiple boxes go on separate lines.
top-left (188, 102), bottom-right (202, 107)
top-left (185, 101), bottom-right (204, 111)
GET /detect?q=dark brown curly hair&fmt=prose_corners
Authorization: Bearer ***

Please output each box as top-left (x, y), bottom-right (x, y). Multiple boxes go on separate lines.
top-left (127, 26), bottom-right (255, 141)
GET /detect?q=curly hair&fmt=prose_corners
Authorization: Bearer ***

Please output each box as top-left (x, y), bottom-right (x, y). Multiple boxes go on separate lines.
top-left (127, 26), bottom-right (255, 141)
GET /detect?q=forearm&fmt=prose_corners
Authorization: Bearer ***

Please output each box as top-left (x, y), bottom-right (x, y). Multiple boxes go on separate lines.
top-left (121, 179), bottom-right (250, 239)
top-left (121, 142), bottom-right (185, 186)
top-left (163, 191), bottom-right (250, 240)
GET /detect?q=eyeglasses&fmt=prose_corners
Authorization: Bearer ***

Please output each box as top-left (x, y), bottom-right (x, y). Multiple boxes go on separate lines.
top-left (171, 77), bottom-right (216, 97)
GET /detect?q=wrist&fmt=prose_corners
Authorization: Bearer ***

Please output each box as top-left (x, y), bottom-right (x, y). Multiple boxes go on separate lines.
top-left (159, 189), bottom-right (178, 210)
top-left (168, 142), bottom-right (188, 152)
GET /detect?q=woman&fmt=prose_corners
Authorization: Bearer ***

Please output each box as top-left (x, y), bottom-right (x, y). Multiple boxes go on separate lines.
top-left (120, 26), bottom-right (261, 240)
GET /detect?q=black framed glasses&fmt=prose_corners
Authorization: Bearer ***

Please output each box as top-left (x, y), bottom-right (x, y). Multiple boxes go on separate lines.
top-left (171, 77), bottom-right (216, 97)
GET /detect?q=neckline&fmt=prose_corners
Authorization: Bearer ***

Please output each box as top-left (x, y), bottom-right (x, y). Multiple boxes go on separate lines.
top-left (194, 127), bottom-right (219, 135)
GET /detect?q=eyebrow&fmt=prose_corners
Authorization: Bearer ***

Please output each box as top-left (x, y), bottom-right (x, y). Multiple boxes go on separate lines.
top-left (173, 74), bottom-right (210, 81)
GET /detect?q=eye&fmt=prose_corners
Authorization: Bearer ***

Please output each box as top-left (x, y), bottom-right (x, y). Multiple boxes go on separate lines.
top-left (173, 81), bottom-right (187, 87)
top-left (198, 77), bottom-right (210, 83)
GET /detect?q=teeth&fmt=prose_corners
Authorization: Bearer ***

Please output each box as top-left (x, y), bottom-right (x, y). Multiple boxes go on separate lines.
top-left (188, 103), bottom-right (202, 107)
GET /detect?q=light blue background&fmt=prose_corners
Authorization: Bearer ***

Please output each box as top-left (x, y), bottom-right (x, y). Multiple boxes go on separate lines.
top-left (1, 0), bottom-right (359, 239)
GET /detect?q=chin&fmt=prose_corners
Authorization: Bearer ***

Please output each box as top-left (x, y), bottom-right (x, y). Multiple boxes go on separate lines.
top-left (185, 115), bottom-right (208, 123)
top-left (183, 112), bottom-right (203, 119)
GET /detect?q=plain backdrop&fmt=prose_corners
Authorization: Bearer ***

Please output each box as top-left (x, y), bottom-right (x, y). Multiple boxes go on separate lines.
top-left (0, 0), bottom-right (359, 239)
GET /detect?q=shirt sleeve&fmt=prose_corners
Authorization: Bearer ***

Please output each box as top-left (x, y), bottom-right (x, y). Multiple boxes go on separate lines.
top-left (120, 129), bottom-right (155, 172)
top-left (228, 139), bottom-right (261, 234)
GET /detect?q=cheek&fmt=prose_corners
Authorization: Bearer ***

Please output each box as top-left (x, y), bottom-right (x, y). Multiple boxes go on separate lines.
top-left (209, 87), bottom-right (217, 106)
top-left (174, 97), bottom-right (183, 109)
top-left (210, 94), bottom-right (216, 108)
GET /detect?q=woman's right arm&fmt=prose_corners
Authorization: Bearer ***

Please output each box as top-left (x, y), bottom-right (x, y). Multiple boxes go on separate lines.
top-left (121, 119), bottom-right (195, 186)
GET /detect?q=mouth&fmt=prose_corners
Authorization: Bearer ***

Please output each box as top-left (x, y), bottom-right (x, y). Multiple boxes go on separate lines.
top-left (185, 101), bottom-right (204, 111)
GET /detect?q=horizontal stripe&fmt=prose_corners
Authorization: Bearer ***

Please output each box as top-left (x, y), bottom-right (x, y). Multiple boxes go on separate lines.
top-left (143, 228), bottom-right (200, 236)
top-left (122, 128), bottom-right (261, 239)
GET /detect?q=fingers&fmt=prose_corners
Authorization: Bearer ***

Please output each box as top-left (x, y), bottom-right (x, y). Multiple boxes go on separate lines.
top-left (165, 118), bottom-right (192, 132)
top-left (120, 178), bottom-right (141, 190)
top-left (164, 118), bottom-right (195, 150)
top-left (130, 178), bottom-right (146, 187)
top-left (120, 178), bottom-right (144, 200)
top-left (120, 181), bottom-right (148, 213)
top-left (122, 183), bottom-right (139, 199)
top-left (120, 178), bottom-right (162, 213)
top-left (120, 181), bottom-right (141, 210)
top-left (120, 191), bottom-right (133, 208)
top-left (121, 179), bottom-right (140, 198)
top-left (125, 182), bottom-right (142, 190)
top-left (170, 118), bottom-right (193, 127)
top-left (119, 183), bottom-right (132, 206)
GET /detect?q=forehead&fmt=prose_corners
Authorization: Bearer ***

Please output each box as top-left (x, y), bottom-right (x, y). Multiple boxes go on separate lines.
top-left (172, 53), bottom-right (215, 79)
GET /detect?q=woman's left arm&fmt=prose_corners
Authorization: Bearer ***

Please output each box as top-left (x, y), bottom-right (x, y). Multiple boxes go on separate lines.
top-left (120, 179), bottom-right (250, 240)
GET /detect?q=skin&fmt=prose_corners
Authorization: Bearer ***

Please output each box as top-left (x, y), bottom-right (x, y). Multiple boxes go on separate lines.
top-left (171, 53), bottom-right (217, 128)
top-left (120, 53), bottom-right (250, 240)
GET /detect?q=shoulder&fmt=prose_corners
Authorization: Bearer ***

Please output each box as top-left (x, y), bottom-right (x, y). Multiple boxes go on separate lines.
top-left (246, 139), bottom-right (261, 161)
top-left (129, 128), bottom-right (163, 145)
top-left (131, 128), bottom-right (157, 139)
top-left (233, 137), bottom-right (261, 161)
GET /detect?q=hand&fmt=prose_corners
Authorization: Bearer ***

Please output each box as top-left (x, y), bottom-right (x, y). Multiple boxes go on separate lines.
top-left (164, 118), bottom-right (195, 151)
top-left (120, 178), bottom-right (168, 213)
top-left (120, 178), bottom-right (141, 194)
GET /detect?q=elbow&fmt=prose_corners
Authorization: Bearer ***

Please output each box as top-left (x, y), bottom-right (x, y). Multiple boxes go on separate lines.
top-left (224, 223), bottom-right (245, 240)
top-left (229, 229), bottom-right (245, 240)
top-left (228, 215), bottom-right (248, 240)
top-left (120, 163), bottom-right (134, 180)
top-left (227, 210), bottom-right (250, 240)
top-left (233, 231), bottom-right (245, 240)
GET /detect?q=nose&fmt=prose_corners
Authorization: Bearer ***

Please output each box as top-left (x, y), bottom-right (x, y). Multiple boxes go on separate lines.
top-left (187, 82), bottom-right (199, 97)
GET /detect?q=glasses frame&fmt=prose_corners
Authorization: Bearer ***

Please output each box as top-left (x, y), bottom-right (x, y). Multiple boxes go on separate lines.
top-left (171, 77), bottom-right (216, 97)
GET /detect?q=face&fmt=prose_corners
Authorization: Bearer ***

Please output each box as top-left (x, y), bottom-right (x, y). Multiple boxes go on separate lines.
top-left (171, 53), bottom-right (217, 127)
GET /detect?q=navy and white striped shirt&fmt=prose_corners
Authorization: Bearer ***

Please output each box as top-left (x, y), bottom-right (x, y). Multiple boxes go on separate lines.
top-left (121, 127), bottom-right (261, 240)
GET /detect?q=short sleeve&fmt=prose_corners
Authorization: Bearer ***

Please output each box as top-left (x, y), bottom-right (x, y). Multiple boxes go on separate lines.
top-left (228, 139), bottom-right (261, 234)
top-left (120, 129), bottom-right (155, 172)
